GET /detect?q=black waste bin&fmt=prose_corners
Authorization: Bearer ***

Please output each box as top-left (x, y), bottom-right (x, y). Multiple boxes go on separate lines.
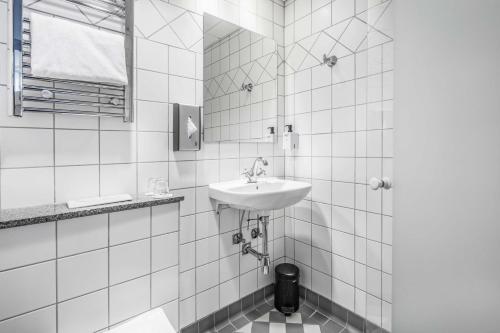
top-left (274, 263), bottom-right (299, 315)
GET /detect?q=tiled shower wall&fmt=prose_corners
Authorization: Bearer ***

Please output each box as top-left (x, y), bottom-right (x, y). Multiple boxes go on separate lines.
top-left (282, 0), bottom-right (394, 331)
top-left (0, 0), bottom-right (286, 331)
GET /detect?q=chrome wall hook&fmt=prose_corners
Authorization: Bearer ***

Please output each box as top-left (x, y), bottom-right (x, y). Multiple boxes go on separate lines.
top-left (322, 54), bottom-right (338, 67)
top-left (369, 177), bottom-right (392, 190)
top-left (241, 82), bottom-right (253, 92)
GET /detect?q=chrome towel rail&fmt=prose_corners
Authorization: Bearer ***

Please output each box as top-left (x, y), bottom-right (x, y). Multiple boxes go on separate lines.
top-left (12, 0), bottom-right (134, 122)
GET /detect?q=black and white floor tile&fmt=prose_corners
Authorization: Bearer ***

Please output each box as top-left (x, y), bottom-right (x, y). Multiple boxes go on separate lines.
top-left (212, 296), bottom-right (360, 333)
top-left (236, 310), bottom-right (324, 333)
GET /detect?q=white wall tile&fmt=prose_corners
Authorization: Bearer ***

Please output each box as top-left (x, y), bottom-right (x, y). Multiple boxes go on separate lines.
top-left (180, 297), bottom-right (196, 329)
top-left (311, 86), bottom-right (331, 111)
top-left (0, 128), bottom-right (53, 168)
top-left (332, 254), bottom-right (354, 285)
top-left (367, 239), bottom-right (382, 270)
top-left (180, 269), bottom-right (195, 300)
top-left (137, 70), bottom-right (169, 102)
top-left (169, 76), bottom-right (196, 105)
top-left (169, 161), bottom-right (196, 189)
top-left (100, 131), bottom-right (137, 164)
top-left (180, 215), bottom-right (196, 244)
top-left (57, 215), bottom-right (108, 257)
top-left (196, 160), bottom-right (219, 186)
top-left (1, 167), bottom-right (54, 209)
top-left (220, 277), bottom-right (240, 308)
top-left (180, 242), bottom-right (196, 272)
top-left (196, 286), bottom-right (219, 320)
top-left (100, 163), bottom-right (137, 196)
top-left (311, 224), bottom-right (331, 251)
top-left (332, 80), bottom-right (355, 108)
top-left (294, 240), bottom-right (311, 265)
top-left (312, 269), bottom-right (331, 297)
top-left (220, 253), bottom-right (239, 283)
top-left (110, 239), bottom-right (150, 284)
top-left (137, 38), bottom-right (169, 73)
top-left (57, 249), bottom-right (108, 301)
top-left (312, 3), bottom-right (331, 33)
top-left (0, 222), bottom-right (55, 271)
top-left (240, 269), bottom-right (258, 297)
top-left (137, 131), bottom-right (169, 162)
top-left (311, 246), bottom-right (331, 275)
top-left (332, 106), bottom-right (355, 132)
top-left (332, 132), bottom-right (355, 157)
top-left (332, 205), bottom-right (355, 234)
top-left (55, 130), bottom-right (99, 166)
top-left (136, 101), bottom-right (169, 132)
top-left (109, 276), bottom-right (150, 325)
top-left (152, 266), bottom-right (178, 307)
top-left (195, 186), bottom-right (213, 213)
top-left (109, 208), bottom-right (150, 245)
top-left (332, 230), bottom-right (354, 259)
top-left (169, 47), bottom-right (196, 78)
top-left (196, 260), bottom-right (219, 293)
top-left (195, 211), bottom-right (218, 239)
top-left (58, 290), bottom-right (108, 333)
top-left (55, 165), bottom-right (100, 203)
top-left (137, 162), bottom-right (169, 195)
top-left (196, 235), bottom-right (219, 266)
top-left (152, 232), bottom-right (178, 271)
top-left (332, 278), bottom-right (354, 311)
top-left (0, 261), bottom-right (56, 321)
top-left (0, 306), bottom-right (56, 333)
top-left (152, 203), bottom-right (179, 236)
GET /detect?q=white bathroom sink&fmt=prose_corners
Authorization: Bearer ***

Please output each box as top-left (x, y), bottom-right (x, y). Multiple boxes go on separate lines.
top-left (208, 178), bottom-right (311, 211)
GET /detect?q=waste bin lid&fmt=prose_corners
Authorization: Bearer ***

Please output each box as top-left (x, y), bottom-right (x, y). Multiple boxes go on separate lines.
top-left (275, 263), bottom-right (299, 278)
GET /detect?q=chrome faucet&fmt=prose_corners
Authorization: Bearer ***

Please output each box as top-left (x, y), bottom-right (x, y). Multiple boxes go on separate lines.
top-left (242, 157), bottom-right (268, 183)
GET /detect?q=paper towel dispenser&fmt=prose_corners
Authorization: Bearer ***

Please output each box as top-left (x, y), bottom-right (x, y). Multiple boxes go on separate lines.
top-left (173, 103), bottom-right (201, 151)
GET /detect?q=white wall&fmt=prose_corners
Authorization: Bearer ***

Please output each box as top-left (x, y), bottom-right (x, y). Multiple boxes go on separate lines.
top-left (282, 0), bottom-right (393, 330)
top-left (0, 0), bottom-right (286, 330)
top-left (393, 0), bottom-right (500, 332)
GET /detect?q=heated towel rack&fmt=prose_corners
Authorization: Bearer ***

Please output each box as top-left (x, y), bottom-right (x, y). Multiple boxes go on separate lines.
top-left (12, 0), bottom-right (134, 122)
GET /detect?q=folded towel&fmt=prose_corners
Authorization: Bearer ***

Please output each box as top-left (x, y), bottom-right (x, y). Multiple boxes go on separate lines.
top-left (30, 13), bottom-right (128, 85)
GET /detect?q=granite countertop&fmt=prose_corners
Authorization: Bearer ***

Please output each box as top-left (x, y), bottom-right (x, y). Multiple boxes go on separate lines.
top-left (0, 195), bottom-right (184, 230)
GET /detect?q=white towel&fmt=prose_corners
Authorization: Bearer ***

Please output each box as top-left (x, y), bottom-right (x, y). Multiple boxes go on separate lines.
top-left (30, 13), bottom-right (128, 85)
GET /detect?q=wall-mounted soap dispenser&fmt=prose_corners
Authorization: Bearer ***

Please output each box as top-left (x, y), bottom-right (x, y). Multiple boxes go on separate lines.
top-left (263, 126), bottom-right (275, 143)
top-left (283, 125), bottom-right (299, 151)
top-left (173, 103), bottom-right (201, 151)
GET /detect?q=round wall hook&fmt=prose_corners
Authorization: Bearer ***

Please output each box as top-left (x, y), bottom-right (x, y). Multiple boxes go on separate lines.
top-left (323, 54), bottom-right (338, 67)
top-left (369, 177), bottom-right (392, 190)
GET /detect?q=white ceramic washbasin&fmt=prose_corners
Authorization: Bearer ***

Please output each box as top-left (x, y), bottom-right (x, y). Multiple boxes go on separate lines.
top-left (208, 178), bottom-right (312, 211)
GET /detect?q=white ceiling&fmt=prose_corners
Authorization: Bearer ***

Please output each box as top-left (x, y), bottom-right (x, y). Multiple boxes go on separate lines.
top-left (203, 14), bottom-right (241, 50)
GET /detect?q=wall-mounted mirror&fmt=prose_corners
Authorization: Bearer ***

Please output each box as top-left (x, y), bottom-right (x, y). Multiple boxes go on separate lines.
top-left (203, 14), bottom-right (278, 143)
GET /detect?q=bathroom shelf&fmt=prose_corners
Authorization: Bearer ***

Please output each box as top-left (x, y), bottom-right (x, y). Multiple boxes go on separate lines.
top-left (12, 0), bottom-right (134, 121)
top-left (0, 195), bottom-right (184, 230)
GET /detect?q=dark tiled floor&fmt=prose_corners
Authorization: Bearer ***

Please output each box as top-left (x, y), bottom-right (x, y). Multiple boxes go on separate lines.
top-left (210, 296), bottom-right (360, 333)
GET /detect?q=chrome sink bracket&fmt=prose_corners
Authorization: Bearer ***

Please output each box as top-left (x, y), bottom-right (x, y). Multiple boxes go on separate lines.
top-left (215, 202), bottom-right (229, 215)
top-left (233, 210), bottom-right (248, 245)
